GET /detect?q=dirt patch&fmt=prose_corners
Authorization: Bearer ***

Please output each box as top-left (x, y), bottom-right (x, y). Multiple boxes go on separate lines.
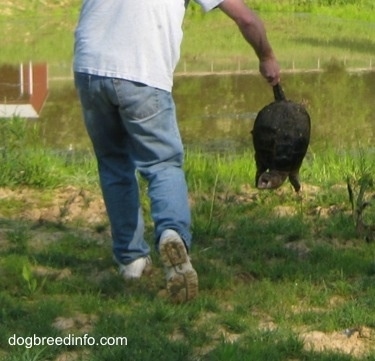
top-left (32, 265), bottom-right (72, 280)
top-left (54, 351), bottom-right (90, 361)
top-left (300, 327), bottom-right (375, 358)
top-left (191, 311), bottom-right (242, 358)
top-left (0, 186), bottom-right (107, 226)
top-left (52, 313), bottom-right (98, 334)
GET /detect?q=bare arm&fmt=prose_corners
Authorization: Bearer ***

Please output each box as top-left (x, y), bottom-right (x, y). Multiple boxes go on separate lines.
top-left (218, 0), bottom-right (280, 85)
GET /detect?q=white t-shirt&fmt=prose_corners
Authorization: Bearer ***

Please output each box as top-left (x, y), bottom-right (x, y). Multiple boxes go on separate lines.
top-left (73, 0), bottom-right (223, 92)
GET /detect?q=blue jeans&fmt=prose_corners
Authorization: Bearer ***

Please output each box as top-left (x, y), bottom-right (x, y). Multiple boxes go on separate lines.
top-left (74, 73), bottom-right (191, 265)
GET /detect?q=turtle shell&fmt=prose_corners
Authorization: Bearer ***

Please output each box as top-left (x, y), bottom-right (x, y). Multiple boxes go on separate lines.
top-left (252, 84), bottom-right (311, 190)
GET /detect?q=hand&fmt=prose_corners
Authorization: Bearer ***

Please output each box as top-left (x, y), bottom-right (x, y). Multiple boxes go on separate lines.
top-left (259, 57), bottom-right (280, 86)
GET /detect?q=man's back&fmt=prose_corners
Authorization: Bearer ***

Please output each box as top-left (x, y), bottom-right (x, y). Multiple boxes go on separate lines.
top-left (73, 0), bottom-right (186, 91)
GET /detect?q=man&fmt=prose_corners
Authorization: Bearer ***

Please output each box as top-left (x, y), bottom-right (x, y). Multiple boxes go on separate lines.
top-left (74, 0), bottom-right (280, 303)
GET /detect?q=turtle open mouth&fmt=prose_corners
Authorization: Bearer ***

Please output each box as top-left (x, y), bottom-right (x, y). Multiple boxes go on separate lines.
top-left (257, 170), bottom-right (288, 190)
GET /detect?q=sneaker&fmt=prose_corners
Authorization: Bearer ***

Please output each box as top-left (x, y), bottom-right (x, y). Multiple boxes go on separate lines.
top-left (117, 256), bottom-right (152, 280)
top-left (159, 229), bottom-right (198, 303)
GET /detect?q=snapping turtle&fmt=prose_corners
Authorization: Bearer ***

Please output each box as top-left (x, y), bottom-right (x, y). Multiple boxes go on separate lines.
top-left (252, 84), bottom-right (311, 192)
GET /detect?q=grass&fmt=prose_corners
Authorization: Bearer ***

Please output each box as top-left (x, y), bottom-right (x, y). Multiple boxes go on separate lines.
top-left (0, 119), bottom-right (375, 360)
top-left (0, 1), bottom-right (374, 76)
top-left (180, 7), bottom-right (375, 73)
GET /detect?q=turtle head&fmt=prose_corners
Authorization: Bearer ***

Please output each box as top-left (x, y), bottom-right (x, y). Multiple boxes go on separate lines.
top-left (257, 170), bottom-right (288, 190)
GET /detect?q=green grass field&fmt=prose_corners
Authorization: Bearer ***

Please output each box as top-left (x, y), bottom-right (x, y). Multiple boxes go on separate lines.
top-left (0, 117), bottom-right (375, 360)
top-left (0, 0), bottom-right (374, 75)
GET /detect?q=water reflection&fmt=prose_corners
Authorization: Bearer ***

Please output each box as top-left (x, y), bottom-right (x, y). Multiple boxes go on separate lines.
top-left (175, 70), bottom-right (375, 152)
top-left (1, 64), bottom-right (374, 153)
top-left (39, 70), bottom-right (375, 152)
top-left (0, 63), bottom-right (48, 118)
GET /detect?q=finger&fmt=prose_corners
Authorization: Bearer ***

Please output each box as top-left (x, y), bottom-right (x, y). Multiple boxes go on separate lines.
top-left (266, 75), bottom-right (280, 86)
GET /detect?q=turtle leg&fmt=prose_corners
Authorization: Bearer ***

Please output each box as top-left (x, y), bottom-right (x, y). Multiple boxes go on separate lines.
top-left (255, 155), bottom-right (267, 188)
top-left (288, 171), bottom-right (301, 192)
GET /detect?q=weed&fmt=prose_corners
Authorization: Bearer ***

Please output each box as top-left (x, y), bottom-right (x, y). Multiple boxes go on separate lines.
top-left (347, 174), bottom-right (375, 242)
top-left (21, 264), bottom-right (38, 295)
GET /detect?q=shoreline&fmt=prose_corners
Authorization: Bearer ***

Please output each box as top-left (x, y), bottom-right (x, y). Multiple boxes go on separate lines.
top-left (48, 66), bottom-right (375, 82)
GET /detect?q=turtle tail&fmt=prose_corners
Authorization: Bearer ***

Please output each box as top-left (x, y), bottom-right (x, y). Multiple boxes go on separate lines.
top-left (273, 83), bottom-right (286, 102)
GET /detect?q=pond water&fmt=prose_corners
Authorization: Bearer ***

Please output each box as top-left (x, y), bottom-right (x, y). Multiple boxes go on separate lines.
top-left (2, 65), bottom-right (375, 153)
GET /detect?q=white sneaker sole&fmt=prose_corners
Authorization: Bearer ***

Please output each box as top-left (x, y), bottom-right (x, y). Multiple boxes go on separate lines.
top-left (159, 236), bottom-right (198, 303)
